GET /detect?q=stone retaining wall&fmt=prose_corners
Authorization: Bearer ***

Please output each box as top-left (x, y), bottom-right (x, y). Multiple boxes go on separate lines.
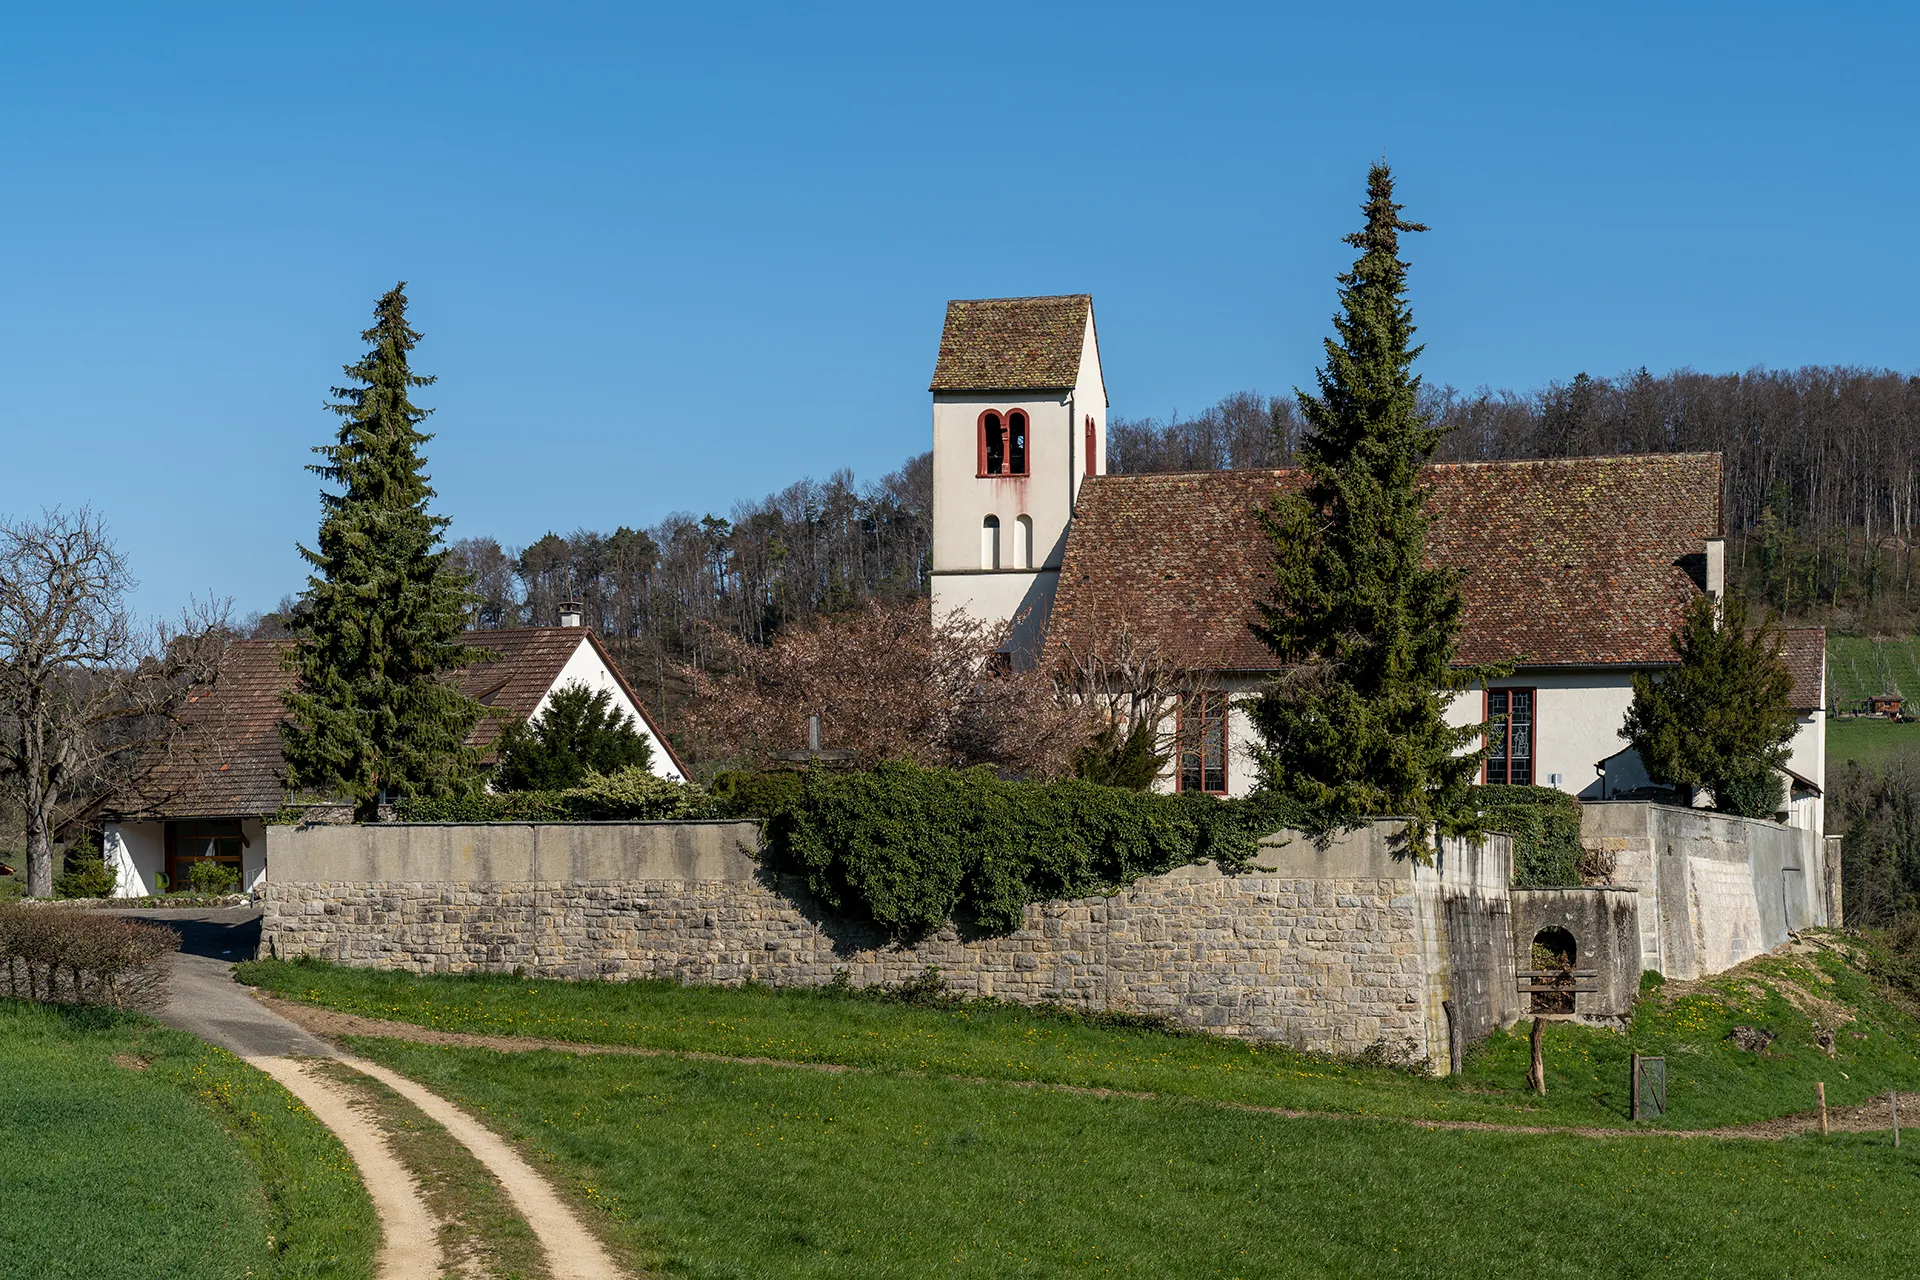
top-left (261, 819), bottom-right (1514, 1071)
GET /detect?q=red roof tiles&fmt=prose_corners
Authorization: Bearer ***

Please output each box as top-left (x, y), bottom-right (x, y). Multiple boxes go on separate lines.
top-left (109, 627), bottom-right (681, 820)
top-left (930, 295), bottom-right (1091, 392)
top-left (1047, 452), bottom-right (1727, 673)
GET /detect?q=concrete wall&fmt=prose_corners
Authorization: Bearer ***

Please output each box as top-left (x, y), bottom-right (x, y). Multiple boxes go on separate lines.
top-left (261, 819), bottom-right (1514, 1073)
top-left (1510, 886), bottom-right (1641, 1022)
top-left (1581, 801), bottom-right (1827, 981)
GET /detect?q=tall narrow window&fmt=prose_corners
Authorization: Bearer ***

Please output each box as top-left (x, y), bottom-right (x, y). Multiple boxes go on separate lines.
top-left (981, 515), bottom-right (1000, 569)
top-left (977, 410), bottom-right (1029, 477)
top-left (1084, 415), bottom-right (1096, 477)
top-left (1178, 691), bottom-right (1228, 794)
top-left (1015, 514), bottom-right (1033, 569)
top-left (1484, 688), bottom-right (1535, 785)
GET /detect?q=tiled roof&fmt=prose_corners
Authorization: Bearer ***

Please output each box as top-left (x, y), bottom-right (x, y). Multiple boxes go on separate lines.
top-left (1778, 628), bottom-right (1826, 712)
top-left (108, 627), bottom-right (681, 820)
top-left (930, 295), bottom-right (1090, 392)
top-left (1047, 453), bottom-right (1725, 673)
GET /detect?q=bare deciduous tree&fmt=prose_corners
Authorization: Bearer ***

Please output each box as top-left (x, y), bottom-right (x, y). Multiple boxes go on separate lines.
top-left (682, 598), bottom-right (1096, 778)
top-left (0, 509), bottom-right (226, 897)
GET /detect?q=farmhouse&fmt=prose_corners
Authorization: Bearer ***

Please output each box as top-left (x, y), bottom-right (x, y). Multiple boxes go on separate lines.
top-left (927, 294), bottom-right (1827, 832)
top-left (100, 622), bottom-right (684, 896)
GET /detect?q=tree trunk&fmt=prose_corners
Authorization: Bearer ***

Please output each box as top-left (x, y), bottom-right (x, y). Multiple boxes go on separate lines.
top-left (24, 774), bottom-right (55, 900)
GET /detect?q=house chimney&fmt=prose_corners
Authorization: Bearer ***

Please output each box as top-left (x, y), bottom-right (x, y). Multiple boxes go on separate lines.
top-left (1704, 537), bottom-right (1726, 604)
top-left (558, 601), bottom-right (583, 628)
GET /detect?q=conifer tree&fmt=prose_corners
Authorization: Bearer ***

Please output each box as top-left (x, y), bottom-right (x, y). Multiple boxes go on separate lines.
top-left (1247, 165), bottom-right (1490, 856)
top-left (493, 682), bottom-right (656, 792)
top-left (1622, 593), bottom-right (1796, 816)
top-left (282, 284), bottom-right (490, 819)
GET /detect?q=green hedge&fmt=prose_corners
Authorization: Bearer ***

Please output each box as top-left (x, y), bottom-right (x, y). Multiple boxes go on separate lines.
top-left (764, 760), bottom-right (1303, 937)
top-left (393, 767), bottom-right (711, 822)
top-left (1475, 784), bottom-right (1584, 887)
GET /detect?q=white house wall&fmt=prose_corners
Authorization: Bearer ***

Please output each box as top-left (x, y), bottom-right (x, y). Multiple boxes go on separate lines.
top-left (534, 637), bottom-right (684, 782)
top-left (104, 821), bottom-right (164, 897)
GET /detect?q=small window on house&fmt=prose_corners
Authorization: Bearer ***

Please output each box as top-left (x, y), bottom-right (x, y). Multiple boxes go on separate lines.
top-left (1178, 691), bottom-right (1228, 794)
top-left (978, 410), bottom-right (1029, 477)
top-left (1485, 688), bottom-right (1535, 786)
top-left (981, 515), bottom-right (1000, 570)
top-left (1084, 415), bottom-right (1097, 477)
top-left (1015, 514), bottom-right (1033, 569)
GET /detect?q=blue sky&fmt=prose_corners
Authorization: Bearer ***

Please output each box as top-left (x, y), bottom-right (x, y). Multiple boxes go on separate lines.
top-left (2, 2), bottom-right (1915, 618)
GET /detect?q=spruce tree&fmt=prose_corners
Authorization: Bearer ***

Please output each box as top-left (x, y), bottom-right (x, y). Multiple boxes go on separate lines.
top-left (1247, 165), bottom-right (1489, 856)
top-left (1622, 593), bottom-right (1796, 816)
top-left (282, 284), bottom-right (490, 820)
top-left (493, 682), bottom-right (656, 792)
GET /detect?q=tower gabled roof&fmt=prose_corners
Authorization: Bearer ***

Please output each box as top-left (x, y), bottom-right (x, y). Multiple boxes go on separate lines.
top-left (930, 295), bottom-right (1092, 392)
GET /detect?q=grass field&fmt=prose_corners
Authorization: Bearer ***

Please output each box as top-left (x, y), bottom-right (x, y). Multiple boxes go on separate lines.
top-left (346, 1033), bottom-right (1917, 1279)
top-left (240, 938), bottom-right (1920, 1132)
top-left (0, 1000), bottom-right (376, 1280)
top-left (1826, 715), bottom-right (1920, 770)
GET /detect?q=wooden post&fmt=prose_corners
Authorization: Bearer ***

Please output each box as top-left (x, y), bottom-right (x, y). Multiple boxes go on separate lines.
top-left (1816, 1081), bottom-right (1828, 1136)
top-left (1442, 999), bottom-right (1462, 1077)
top-left (1630, 1052), bottom-right (1642, 1121)
top-left (1893, 1090), bottom-right (1901, 1149)
top-left (1528, 1016), bottom-right (1547, 1096)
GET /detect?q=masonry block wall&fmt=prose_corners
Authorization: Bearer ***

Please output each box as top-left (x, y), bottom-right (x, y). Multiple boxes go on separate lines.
top-left (262, 820), bottom-right (1515, 1072)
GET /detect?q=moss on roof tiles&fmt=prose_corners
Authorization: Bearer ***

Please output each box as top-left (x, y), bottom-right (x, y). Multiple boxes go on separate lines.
top-left (930, 295), bottom-right (1090, 392)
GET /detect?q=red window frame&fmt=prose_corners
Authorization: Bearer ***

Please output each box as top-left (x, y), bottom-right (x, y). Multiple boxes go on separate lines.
top-left (1177, 691), bottom-right (1229, 794)
top-left (977, 409), bottom-right (1029, 477)
top-left (1482, 687), bottom-right (1536, 786)
top-left (1084, 414), bottom-right (1097, 477)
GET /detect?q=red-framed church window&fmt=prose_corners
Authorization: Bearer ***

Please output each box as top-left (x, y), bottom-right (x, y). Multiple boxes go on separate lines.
top-left (1084, 414), bottom-right (1096, 476)
top-left (1177, 691), bottom-right (1228, 794)
top-left (1484, 688), bottom-right (1535, 785)
top-left (978, 410), bottom-right (1028, 477)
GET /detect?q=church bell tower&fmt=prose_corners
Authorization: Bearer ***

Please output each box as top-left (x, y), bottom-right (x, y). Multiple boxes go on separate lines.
top-left (927, 295), bottom-right (1107, 661)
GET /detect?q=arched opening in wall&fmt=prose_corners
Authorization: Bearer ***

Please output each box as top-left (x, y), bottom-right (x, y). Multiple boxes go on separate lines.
top-left (1084, 414), bottom-right (1097, 476)
top-left (1014, 515), bottom-right (1033, 569)
top-left (1007, 411), bottom-right (1027, 474)
top-left (980, 412), bottom-right (1005, 475)
top-left (981, 515), bottom-right (1000, 570)
top-left (1529, 926), bottom-right (1578, 1014)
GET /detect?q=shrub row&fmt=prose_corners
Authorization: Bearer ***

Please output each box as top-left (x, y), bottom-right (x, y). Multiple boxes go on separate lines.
top-left (392, 767), bottom-right (709, 823)
top-left (764, 760), bottom-right (1304, 937)
top-left (1477, 784), bottom-right (1586, 887)
top-left (0, 906), bottom-right (178, 1010)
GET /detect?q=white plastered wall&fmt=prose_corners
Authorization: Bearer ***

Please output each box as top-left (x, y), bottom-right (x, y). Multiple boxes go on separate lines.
top-left (535, 636), bottom-right (684, 782)
top-left (104, 821), bottom-right (164, 897)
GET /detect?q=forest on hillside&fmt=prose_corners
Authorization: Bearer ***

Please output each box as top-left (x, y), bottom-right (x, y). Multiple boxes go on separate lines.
top-left (292, 363), bottom-right (1914, 732)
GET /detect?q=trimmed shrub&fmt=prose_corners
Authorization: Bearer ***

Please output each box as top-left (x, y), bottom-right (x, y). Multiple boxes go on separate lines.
top-left (708, 769), bottom-right (806, 820)
top-left (1476, 784), bottom-right (1585, 887)
top-left (395, 766), bottom-right (710, 823)
top-left (186, 860), bottom-right (240, 896)
top-left (766, 760), bottom-right (1303, 937)
top-left (0, 906), bottom-right (177, 1009)
top-left (53, 838), bottom-right (117, 900)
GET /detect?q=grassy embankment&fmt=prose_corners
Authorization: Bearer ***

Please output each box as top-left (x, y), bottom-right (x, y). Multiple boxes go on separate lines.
top-left (240, 942), bottom-right (1920, 1278)
top-left (0, 1000), bottom-right (376, 1280)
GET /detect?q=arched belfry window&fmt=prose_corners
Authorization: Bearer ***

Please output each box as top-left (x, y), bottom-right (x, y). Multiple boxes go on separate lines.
top-left (1084, 415), bottom-right (1097, 477)
top-left (978, 411), bottom-right (1029, 477)
top-left (981, 515), bottom-right (1001, 570)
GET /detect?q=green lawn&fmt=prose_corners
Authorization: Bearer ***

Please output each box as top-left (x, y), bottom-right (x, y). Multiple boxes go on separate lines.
top-left (0, 1000), bottom-right (376, 1280)
top-left (349, 1035), bottom-right (1920, 1279)
top-left (240, 939), bottom-right (1920, 1131)
top-left (1826, 715), bottom-right (1920, 770)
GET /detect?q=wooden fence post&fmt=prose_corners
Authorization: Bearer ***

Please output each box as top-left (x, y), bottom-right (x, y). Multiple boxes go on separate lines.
top-left (1816, 1082), bottom-right (1828, 1136)
top-left (1893, 1090), bottom-right (1901, 1149)
top-left (1528, 1016), bottom-right (1547, 1096)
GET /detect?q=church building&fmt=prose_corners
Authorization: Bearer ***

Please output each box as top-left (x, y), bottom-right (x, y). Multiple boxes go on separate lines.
top-left (928, 294), bottom-right (1827, 832)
